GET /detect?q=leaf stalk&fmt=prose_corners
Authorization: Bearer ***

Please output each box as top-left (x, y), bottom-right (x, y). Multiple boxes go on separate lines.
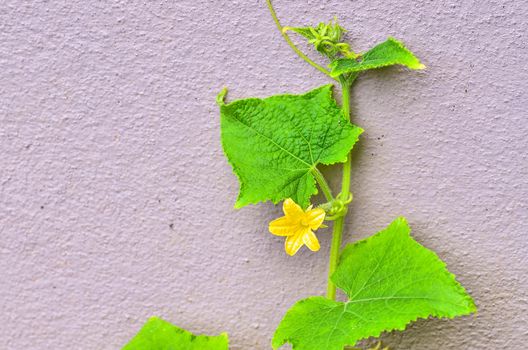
top-left (312, 168), bottom-right (334, 202)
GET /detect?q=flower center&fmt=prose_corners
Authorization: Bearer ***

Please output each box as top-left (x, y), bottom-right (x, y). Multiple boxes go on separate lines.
top-left (300, 218), bottom-right (310, 227)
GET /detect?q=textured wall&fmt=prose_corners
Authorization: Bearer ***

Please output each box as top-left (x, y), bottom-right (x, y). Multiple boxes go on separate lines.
top-left (1, 0), bottom-right (527, 349)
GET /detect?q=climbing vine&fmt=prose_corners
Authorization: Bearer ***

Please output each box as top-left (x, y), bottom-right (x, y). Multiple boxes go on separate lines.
top-left (123, 1), bottom-right (476, 349)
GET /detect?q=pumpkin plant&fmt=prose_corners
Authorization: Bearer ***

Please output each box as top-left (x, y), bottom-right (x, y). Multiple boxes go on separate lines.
top-left (123, 1), bottom-right (476, 349)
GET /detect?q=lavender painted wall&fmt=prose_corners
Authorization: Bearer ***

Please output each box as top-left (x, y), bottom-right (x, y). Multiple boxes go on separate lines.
top-left (1, 0), bottom-right (527, 349)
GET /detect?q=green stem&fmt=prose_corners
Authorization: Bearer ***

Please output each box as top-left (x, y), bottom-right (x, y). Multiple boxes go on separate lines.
top-left (265, 0), bottom-right (335, 79)
top-left (326, 77), bottom-right (352, 300)
top-left (326, 216), bottom-right (344, 299)
top-left (339, 76), bottom-right (352, 197)
top-left (312, 168), bottom-right (334, 202)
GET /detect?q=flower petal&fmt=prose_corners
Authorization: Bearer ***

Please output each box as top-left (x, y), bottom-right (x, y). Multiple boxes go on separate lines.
top-left (284, 233), bottom-right (304, 256)
top-left (302, 230), bottom-right (320, 252)
top-left (305, 207), bottom-right (326, 230)
top-left (283, 198), bottom-right (304, 221)
top-left (269, 216), bottom-right (297, 236)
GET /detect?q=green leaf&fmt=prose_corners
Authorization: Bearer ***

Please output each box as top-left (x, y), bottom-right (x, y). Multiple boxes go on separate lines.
top-left (330, 37), bottom-right (425, 77)
top-left (287, 26), bottom-right (318, 40)
top-left (218, 84), bottom-right (363, 208)
top-left (122, 317), bottom-right (229, 350)
top-left (272, 217), bottom-right (476, 350)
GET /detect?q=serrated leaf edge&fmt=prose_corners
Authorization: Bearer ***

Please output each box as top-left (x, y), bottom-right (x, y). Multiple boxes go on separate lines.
top-left (336, 217), bottom-right (477, 317)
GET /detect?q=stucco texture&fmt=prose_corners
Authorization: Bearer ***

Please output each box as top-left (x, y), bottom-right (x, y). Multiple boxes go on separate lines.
top-left (1, 0), bottom-right (527, 349)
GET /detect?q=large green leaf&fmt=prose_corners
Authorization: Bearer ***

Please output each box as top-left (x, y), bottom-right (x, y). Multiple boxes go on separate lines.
top-left (218, 84), bottom-right (363, 208)
top-left (122, 317), bottom-right (229, 350)
top-left (272, 217), bottom-right (476, 350)
top-left (330, 37), bottom-right (424, 77)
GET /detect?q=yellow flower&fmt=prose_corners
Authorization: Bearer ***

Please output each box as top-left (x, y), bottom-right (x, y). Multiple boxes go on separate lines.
top-left (269, 198), bottom-right (326, 256)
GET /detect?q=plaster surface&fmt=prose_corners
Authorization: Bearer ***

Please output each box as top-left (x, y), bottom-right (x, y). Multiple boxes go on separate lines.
top-left (1, 0), bottom-right (527, 349)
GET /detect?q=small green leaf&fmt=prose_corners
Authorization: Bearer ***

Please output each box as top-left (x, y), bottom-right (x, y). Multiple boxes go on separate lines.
top-left (285, 19), bottom-right (353, 59)
top-left (272, 217), bottom-right (476, 350)
top-left (286, 19), bottom-right (345, 43)
top-left (330, 37), bottom-right (425, 77)
top-left (286, 26), bottom-right (318, 41)
top-left (123, 317), bottom-right (229, 350)
top-left (218, 84), bottom-right (363, 208)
